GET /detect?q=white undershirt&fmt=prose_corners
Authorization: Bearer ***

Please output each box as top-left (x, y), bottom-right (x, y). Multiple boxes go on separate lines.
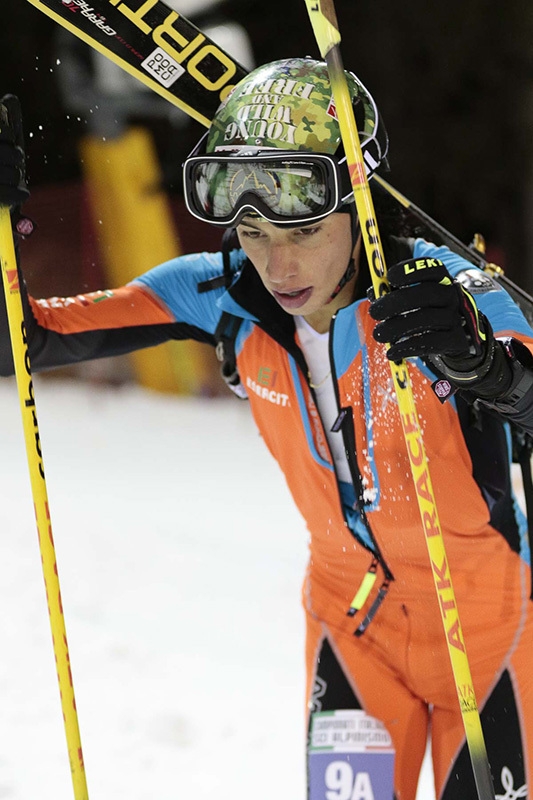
top-left (294, 316), bottom-right (352, 482)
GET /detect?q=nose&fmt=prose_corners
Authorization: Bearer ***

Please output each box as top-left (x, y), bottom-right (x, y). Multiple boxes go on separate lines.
top-left (266, 243), bottom-right (298, 285)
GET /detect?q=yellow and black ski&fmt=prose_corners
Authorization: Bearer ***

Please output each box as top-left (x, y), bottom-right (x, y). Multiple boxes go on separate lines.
top-left (26, 0), bottom-right (248, 127)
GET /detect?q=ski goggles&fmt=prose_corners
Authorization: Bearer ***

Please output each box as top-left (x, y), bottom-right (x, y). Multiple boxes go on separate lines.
top-left (183, 145), bottom-right (353, 227)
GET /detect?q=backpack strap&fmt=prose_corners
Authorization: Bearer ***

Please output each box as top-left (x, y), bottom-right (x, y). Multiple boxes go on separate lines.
top-left (214, 311), bottom-right (247, 399)
top-left (197, 227), bottom-right (238, 294)
top-left (196, 228), bottom-right (248, 399)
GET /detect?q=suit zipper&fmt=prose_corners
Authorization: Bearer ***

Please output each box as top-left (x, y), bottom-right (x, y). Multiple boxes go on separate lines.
top-left (328, 313), bottom-right (394, 634)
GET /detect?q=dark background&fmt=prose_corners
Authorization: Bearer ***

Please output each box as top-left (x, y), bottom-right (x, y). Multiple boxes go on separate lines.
top-left (1, 0), bottom-right (533, 291)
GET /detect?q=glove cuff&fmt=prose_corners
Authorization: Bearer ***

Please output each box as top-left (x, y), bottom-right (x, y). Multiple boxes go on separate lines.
top-left (428, 311), bottom-right (499, 389)
top-left (478, 338), bottom-right (533, 402)
top-left (467, 339), bottom-right (533, 436)
top-left (461, 339), bottom-right (514, 399)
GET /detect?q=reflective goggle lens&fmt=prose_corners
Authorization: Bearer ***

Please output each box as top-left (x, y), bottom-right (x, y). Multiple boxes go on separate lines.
top-left (184, 154), bottom-right (340, 226)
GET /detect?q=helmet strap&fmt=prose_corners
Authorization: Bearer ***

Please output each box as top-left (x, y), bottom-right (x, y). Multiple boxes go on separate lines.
top-left (328, 205), bottom-right (360, 302)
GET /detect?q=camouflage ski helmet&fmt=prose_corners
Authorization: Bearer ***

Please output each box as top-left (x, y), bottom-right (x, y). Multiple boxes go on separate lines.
top-left (206, 56), bottom-right (388, 180)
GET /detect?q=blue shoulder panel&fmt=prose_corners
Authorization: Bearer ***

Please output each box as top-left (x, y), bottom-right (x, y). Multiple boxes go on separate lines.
top-left (413, 239), bottom-right (533, 339)
top-left (131, 249), bottom-right (247, 336)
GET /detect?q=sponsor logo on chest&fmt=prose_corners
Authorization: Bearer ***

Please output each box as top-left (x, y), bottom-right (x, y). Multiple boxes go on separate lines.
top-left (246, 366), bottom-right (290, 407)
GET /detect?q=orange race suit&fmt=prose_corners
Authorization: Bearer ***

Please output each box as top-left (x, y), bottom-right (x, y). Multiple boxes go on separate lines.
top-left (1, 235), bottom-right (533, 800)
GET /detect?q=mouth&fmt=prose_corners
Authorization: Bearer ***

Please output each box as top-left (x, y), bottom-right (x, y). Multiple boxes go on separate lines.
top-left (272, 287), bottom-right (313, 310)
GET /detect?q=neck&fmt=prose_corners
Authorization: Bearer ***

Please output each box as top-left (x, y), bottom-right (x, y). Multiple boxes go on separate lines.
top-left (303, 236), bottom-right (362, 333)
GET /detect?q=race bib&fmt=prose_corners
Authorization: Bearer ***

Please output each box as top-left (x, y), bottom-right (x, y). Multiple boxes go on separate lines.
top-left (308, 709), bottom-right (395, 799)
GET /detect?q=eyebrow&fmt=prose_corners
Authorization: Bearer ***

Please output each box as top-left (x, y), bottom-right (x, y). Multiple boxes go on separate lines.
top-left (239, 220), bottom-right (263, 231)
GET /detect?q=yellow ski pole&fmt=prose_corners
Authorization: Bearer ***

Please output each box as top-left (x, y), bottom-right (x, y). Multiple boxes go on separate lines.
top-left (0, 97), bottom-right (89, 800)
top-left (303, 3), bottom-right (495, 798)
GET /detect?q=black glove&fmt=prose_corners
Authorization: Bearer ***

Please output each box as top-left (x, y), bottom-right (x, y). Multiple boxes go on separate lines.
top-left (0, 94), bottom-right (30, 208)
top-left (369, 256), bottom-right (502, 392)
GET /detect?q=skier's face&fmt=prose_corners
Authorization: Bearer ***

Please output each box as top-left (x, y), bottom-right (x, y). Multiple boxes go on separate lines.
top-left (236, 213), bottom-right (360, 333)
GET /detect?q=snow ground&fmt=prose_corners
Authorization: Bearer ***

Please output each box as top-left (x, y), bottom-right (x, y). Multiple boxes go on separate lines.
top-left (0, 376), bottom-right (441, 799)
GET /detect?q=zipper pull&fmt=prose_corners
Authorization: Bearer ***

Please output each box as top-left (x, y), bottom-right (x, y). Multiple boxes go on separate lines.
top-left (347, 558), bottom-right (378, 617)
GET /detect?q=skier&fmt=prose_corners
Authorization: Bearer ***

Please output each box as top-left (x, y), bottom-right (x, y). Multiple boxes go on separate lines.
top-left (1, 57), bottom-right (533, 800)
